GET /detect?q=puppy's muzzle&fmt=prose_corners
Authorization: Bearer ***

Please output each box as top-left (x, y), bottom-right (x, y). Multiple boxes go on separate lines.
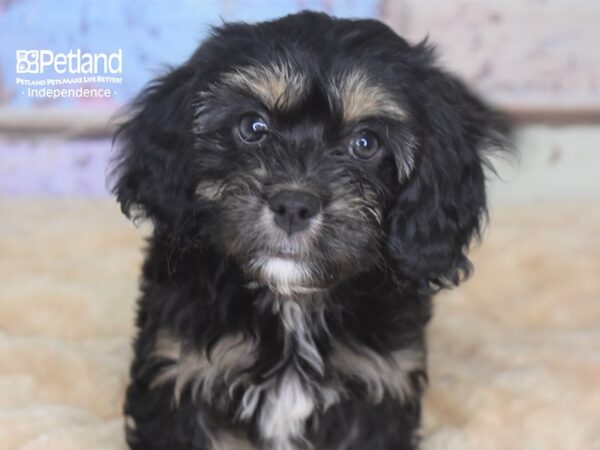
top-left (268, 189), bottom-right (321, 235)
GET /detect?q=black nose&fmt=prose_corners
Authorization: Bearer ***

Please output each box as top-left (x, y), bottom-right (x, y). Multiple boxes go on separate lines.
top-left (268, 189), bottom-right (321, 235)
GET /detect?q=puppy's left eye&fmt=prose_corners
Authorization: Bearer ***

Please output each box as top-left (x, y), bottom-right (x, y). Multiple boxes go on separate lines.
top-left (238, 115), bottom-right (269, 144)
top-left (349, 130), bottom-right (380, 160)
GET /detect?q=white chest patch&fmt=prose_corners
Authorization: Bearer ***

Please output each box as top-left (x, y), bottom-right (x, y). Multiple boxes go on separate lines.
top-left (254, 300), bottom-right (322, 449)
top-left (258, 370), bottom-right (315, 450)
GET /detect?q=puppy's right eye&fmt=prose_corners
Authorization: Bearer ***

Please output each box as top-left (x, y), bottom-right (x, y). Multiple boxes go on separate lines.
top-left (238, 115), bottom-right (268, 144)
top-left (348, 130), bottom-right (380, 160)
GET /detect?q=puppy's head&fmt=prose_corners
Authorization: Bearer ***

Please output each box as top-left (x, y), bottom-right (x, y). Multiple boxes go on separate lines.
top-left (111, 12), bottom-right (508, 295)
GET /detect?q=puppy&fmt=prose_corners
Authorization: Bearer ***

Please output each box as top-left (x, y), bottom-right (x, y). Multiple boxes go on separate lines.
top-left (112, 11), bottom-right (508, 450)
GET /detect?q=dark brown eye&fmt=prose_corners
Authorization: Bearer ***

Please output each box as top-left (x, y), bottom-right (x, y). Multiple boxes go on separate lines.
top-left (349, 130), bottom-right (380, 160)
top-left (238, 115), bottom-right (268, 144)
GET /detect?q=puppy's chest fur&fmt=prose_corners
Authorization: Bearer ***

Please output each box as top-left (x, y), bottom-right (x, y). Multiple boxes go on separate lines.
top-left (151, 292), bottom-right (424, 450)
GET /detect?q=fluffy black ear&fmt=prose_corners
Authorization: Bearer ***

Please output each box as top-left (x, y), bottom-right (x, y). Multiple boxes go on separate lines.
top-left (387, 54), bottom-right (510, 292)
top-left (110, 65), bottom-right (197, 231)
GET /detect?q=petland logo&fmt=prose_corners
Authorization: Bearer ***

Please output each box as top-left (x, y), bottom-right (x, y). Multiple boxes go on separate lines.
top-left (15, 49), bottom-right (123, 100)
top-left (16, 49), bottom-right (122, 75)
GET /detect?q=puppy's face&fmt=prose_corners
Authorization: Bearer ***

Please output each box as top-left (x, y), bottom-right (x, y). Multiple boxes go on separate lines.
top-left (192, 61), bottom-right (411, 294)
top-left (112, 12), bottom-right (507, 294)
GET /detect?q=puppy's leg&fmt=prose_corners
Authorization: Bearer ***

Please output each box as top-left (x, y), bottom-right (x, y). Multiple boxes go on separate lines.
top-left (316, 397), bottom-right (422, 450)
top-left (124, 324), bottom-right (213, 450)
top-left (124, 374), bottom-right (212, 450)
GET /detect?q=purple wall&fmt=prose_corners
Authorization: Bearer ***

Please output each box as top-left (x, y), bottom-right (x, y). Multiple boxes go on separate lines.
top-left (0, 0), bottom-right (380, 197)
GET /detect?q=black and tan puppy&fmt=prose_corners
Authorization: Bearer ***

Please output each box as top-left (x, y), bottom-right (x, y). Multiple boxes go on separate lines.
top-left (112, 11), bottom-right (508, 450)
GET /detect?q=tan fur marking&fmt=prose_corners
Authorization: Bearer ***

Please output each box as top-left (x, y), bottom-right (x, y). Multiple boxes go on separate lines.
top-left (329, 341), bottom-right (424, 402)
top-left (150, 331), bottom-right (257, 404)
top-left (333, 69), bottom-right (407, 122)
top-left (327, 187), bottom-right (383, 226)
top-left (195, 180), bottom-right (225, 201)
top-left (223, 62), bottom-right (306, 110)
top-left (210, 432), bottom-right (258, 450)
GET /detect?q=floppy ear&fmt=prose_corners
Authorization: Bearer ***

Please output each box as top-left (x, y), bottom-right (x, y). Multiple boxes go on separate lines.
top-left (387, 60), bottom-right (509, 292)
top-left (110, 65), bottom-right (197, 231)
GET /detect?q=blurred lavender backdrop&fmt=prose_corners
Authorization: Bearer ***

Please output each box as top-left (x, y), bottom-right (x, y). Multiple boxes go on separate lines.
top-left (0, 0), bottom-right (378, 196)
top-left (0, 0), bottom-right (379, 108)
top-left (1, 0), bottom-right (599, 201)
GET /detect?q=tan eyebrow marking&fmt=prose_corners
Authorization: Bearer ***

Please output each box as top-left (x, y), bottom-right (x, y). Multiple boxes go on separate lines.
top-left (222, 62), bottom-right (306, 111)
top-left (331, 69), bottom-right (407, 122)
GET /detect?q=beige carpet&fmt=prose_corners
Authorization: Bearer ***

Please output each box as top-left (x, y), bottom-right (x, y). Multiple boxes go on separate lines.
top-left (1, 199), bottom-right (599, 450)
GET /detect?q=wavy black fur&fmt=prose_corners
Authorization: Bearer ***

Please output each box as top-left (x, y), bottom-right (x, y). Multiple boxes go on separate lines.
top-left (111, 11), bottom-right (509, 450)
